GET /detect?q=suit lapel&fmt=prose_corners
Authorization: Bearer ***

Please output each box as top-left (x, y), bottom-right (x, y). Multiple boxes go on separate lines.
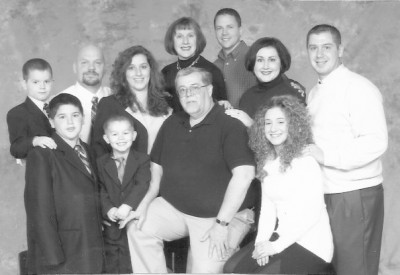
top-left (121, 152), bottom-right (138, 188)
top-left (104, 158), bottom-right (121, 187)
top-left (53, 134), bottom-right (94, 181)
top-left (25, 98), bottom-right (52, 131)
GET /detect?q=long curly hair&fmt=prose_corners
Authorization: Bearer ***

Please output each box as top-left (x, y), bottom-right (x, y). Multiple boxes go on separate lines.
top-left (110, 45), bottom-right (169, 116)
top-left (249, 95), bottom-right (313, 181)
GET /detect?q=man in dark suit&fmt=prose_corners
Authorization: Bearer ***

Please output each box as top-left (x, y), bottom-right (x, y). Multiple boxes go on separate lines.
top-left (24, 93), bottom-right (104, 274)
top-left (7, 58), bottom-right (55, 160)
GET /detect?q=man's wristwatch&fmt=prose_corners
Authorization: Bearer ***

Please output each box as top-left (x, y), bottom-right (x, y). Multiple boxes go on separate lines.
top-left (216, 218), bottom-right (229, 226)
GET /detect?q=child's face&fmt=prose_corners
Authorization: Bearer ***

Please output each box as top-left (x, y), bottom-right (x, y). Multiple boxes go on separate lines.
top-left (23, 69), bottom-right (53, 102)
top-left (103, 120), bottom-right (137, 156)
top-left (50, 104), bottom-right (83, 145)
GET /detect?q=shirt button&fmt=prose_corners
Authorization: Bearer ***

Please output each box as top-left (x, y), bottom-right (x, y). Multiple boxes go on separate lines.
top-left (226, 63), bottom-right (229, 65)
top-left (189, 130), bottom-right (192, 133)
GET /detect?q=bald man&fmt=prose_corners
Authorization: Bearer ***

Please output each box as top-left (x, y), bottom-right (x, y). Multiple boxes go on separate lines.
top-left (60, 44), bottom-right (112, 143)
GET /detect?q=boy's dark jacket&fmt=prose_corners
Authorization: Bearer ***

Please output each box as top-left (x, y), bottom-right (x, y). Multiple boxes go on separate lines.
top-left (7, 97), bottom-right (53, 158)
top-left (24, 133), bottom-right (104, 274)
top-left (97, 149), bottom-right (150, 240)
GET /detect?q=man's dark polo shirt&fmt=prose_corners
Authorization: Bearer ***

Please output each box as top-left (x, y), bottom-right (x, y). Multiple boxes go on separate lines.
top-left (151, 104), bottom-right (256, 218)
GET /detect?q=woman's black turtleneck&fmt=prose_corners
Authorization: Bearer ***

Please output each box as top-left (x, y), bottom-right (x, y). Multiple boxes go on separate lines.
top-left (239, 74), bottom-right (306, 118)
top-left (161, 54), bottom-right (227, 112)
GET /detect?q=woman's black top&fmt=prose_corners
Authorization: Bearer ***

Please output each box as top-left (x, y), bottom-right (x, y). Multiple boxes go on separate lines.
top-left (162, 54), bottom-right (227, 112)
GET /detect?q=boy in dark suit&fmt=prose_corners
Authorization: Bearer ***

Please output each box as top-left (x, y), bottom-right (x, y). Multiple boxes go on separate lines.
top-left (24, 93), bottom-right (104, 274)
top-left (7, 58), bottom-right (56, 160)
top-left (97, 115), bottom-right (150, 274)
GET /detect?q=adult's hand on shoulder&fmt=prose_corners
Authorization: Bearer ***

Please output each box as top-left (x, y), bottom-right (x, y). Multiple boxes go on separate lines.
top-left (303, 144), bottom-right (324, 164)
top-left (218, 100), bottom-right (233, 110)
top-left (200, 222), bottom-right (229, 260)
top-left (225, 109), bottom-right (254, 128)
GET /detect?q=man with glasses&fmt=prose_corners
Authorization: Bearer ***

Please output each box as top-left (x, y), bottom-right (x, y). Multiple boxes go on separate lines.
top-left (125, 67), bottom-right (256, 273)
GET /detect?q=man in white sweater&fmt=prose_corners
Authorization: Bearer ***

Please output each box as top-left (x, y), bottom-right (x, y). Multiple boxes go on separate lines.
top-left (60, 44), bottom-right (111, 143)
top-left (304, 24), bottom-right (388, 275)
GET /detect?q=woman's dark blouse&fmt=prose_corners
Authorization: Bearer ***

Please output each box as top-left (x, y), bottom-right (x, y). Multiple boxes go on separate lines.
top-left (162, 54), bottom-right (227, 112)
top-left (239, 75), bottom-right (306, 118)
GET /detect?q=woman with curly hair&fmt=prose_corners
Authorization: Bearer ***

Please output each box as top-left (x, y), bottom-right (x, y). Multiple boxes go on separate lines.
top-left (224, 95), bottom-right (334, 274)
top-left (162, 17), bottom-right (230, 111)
top-left (92, 45), bottom-right (171, 158)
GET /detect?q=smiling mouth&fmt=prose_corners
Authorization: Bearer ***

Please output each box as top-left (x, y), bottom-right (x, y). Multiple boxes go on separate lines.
top-left (260, 71), bottom-right (273, 75)
top-left (66, 127), bottom-right (75, 132)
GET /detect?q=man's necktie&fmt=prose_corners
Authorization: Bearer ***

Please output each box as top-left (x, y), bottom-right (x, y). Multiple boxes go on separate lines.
top-left (74, 144), bottom-right (92, 175)
top-left (43, 103), bottom-right (50, 117)
top-left (115, 157), bottom-right (125, 183)
top-left (91, 96), bottom-right (98, 125)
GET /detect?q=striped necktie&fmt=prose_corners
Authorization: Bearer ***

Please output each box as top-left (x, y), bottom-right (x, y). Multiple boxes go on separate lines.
top-left (43, 103), bottom-right (50, 117)
top-left (114, 157), bottom-right (125, 183)
top-left (91, 96), bottom-right (98, 125)
top-left (74, 144), bottom-right (92, 175)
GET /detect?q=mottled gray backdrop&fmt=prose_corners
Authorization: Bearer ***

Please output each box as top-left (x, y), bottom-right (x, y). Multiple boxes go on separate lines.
top-left (1, 1), bottom-right (399, 274)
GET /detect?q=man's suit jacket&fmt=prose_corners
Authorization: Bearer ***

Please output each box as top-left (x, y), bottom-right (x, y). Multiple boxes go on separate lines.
top-left (7, 97), bottom-right (53, 158)
top-left (97, 149), bottom-right (150, 240)
top-left (91, 95), bottom-right (148, 159)
top-left (24, 133), bottom-right (104, 274)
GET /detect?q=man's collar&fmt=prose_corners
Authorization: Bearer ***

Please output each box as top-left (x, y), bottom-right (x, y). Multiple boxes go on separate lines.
top-left (178, 104), bottom-right (222, 128)
top-left (75, 82), bottom-right (103, 96)
top-left (318, 64), bottom-right (345, 85)
top-left (218, 40), bottom-right (246, 60)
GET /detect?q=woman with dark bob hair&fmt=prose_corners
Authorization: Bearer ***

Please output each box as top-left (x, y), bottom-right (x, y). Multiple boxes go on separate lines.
top-left (162, 17), bottom-right (230, 111)
top-left (226, 37), bottom-right (306, 127)
top-left (93, 45), bottom-right (171, 158)
top-left (224, 95), bottom-right (334, 274)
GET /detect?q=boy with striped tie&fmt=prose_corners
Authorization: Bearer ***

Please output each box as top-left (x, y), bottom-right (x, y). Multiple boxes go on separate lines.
top-left (24, 93), bottom-right (104, 274)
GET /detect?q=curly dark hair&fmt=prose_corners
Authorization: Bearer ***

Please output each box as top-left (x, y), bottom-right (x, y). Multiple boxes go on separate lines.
top-left (249, 95), bottom-right (313, 180)
top-left (110, 45), bottom-right (169, 116)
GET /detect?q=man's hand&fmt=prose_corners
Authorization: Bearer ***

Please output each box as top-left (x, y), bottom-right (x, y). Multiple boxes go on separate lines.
top-left (225, 109), bottom-right (254, 128)
top-left (252, 241), bottom-right (277, 260)
top-left (32, 136), bottom-right (57, 149)
top-left (200, 222), bottom-right (229, 260)
top-left (303, 144), bottom-right (324, 164)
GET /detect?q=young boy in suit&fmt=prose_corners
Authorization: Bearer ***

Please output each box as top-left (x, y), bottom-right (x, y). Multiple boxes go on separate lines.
top-left (7, 58), bottom-right (56, 160)
top-left (97, 115), bottom-right (151, 274)
top-left (24, 93), bottom-right (104, 274)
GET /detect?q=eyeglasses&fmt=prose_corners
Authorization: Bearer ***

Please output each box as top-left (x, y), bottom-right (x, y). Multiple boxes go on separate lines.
top-left (177, 84), bottom-right (208, 98)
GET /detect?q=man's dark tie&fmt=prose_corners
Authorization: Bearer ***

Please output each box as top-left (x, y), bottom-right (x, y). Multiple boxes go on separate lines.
top-left (74, 144), bottom-right (92, 175)
top-left (91, 96), bottom-right (98, 125)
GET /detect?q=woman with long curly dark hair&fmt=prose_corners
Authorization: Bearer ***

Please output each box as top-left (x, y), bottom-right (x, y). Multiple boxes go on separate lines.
top-left (224, 95), bottom-right (334, 274)
top-left (92, 45), bottom-right (171, 158)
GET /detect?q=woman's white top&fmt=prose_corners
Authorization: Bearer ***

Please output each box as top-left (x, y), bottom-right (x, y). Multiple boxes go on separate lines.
top-left (125, 106), bottom-right (172, 153)
top-left (256, 155), bottom-right (333, 262)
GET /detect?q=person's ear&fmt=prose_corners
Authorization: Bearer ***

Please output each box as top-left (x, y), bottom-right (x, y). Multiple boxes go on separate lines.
top-left (73, 62), bottom-right (77, 74)
top-left (21, 78), bottom-right (27, 91)
top-left (50, 118), bottom-right (55, 128)
top-left (207, 84), bottom-right (213, 97)
top-left (338, 44), bottom-right (344, 58)
top-left (103, 134), bottom-right (110, 144)
top-left (132, 131), bottom-right (137, 141)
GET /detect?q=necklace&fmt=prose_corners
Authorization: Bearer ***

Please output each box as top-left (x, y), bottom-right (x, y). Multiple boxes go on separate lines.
top-left (176, 55), bottom-right (200, 71)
